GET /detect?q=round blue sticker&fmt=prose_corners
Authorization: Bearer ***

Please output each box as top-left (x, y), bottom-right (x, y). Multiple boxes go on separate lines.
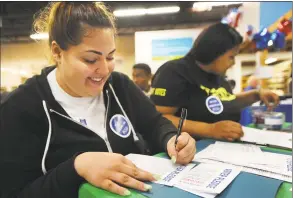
top-left (109, 114), bottom-right (131, 138)
top-left (205, 96), bottom-right (223, 115)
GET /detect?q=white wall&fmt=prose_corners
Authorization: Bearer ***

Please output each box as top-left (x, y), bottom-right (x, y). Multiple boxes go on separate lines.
top-left (236, 2), bottom-right (260, 38)
top-left (225, 2), bottom-right (261, 93)
top-left (1, 42), bottom-right (50, 90)
top-left (135, 28), bottom-right (204, 74)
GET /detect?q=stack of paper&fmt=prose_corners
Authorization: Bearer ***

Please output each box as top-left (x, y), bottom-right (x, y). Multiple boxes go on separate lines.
top-left (126, 154), bottom-right (195, 186)
top-left (241, 126), bottom-right (292, 149)
top-left (126, 154), bottom-right (241, 197)
top-left (193, 142), bottom-right (292, 182)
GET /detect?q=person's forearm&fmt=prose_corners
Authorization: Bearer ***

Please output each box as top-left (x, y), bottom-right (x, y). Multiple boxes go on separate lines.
top-left (163, 114), bottom-right (213, 138)
top-left (235, 89), bottom-right (260, 108)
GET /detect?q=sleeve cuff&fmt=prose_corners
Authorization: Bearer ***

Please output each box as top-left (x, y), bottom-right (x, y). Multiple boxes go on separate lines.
top-left (162, 132), bottom-right (177, 153)
top-left (55, 153), bottom-right (86, 195)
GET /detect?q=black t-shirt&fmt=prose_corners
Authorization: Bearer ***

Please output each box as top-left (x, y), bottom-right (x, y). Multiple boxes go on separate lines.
top-left (150, 55), bottom-right (242, 124)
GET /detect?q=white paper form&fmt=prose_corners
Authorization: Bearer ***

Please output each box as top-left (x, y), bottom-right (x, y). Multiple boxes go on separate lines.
top-left (246, 152), bottom-right (292, 176)
top-left (214, 141), bottom-right (262, 152)
top-left (213, 141), bottom-right (265, 164)
top-left (194, 142), bottom-right (292, 175)
top-left (126, 154), bottom-right (195, 186)
top-left (193, 142), bottom-right (292, 182)
top-left (175, 163), bottom-right (241, 194)
top-left (194, 142), bottom-right (266, 166)
top-left (241, 126), bottom-right (292, 149)
top-left (197, 158), bottom-right (292, 183)
top-left (159, 163), bottom-right (196, 186)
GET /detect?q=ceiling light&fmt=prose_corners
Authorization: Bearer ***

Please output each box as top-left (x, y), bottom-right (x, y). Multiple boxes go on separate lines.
top-left (192, 3), bottom-right (212, 12)
top-left (30, 33), bottom-right (49, 40)
top-left (113, 8), bottom-right (146, 17)
top-left (192, 2), bottom-right (243, 12)
top-left (265, 57), bottom-right (278, 65)
top-left (19, 70), bottom-right (29, 77)
top-left (146, 6), bottom-right (180, 15)
top-left (114, 6), bottom-right (180, 17)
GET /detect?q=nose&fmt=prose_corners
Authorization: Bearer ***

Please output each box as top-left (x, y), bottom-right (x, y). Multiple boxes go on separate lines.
top-left (96, 58), bottom-right (109, 75)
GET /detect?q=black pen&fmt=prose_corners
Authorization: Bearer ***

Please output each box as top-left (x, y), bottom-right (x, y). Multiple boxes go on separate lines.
top-left (175, 108), bottom-right (187, 148)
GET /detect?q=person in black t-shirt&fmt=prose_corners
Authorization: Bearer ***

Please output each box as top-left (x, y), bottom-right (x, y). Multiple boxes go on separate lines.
top-left (150, 23), bottom-right (279, 142)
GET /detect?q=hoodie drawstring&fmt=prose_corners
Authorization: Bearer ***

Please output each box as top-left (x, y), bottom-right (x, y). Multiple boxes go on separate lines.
top-left (41, 100), bottom-right (52, 174)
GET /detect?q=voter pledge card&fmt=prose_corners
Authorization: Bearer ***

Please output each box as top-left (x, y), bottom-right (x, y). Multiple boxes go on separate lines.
top-left (157, 163), bottom-right (196, 186)
top-left (176, 163), bottom-right (241, 194)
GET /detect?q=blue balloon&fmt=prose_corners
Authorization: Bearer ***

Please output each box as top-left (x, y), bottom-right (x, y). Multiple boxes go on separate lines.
top-left (253, 28), bottom-right (272, 50)
top-left (270, 30), bottom-right (286, 49)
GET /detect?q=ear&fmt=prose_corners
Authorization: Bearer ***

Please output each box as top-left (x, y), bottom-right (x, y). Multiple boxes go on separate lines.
top-left (148, 74), bottom-right (152, 80)
top-left (51, 41), bottom-right (62, 65)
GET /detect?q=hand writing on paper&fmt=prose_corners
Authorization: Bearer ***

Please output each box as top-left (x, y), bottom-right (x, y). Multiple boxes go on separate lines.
top-left (74, 152), bottom-right (156, 196)
top-left (167, 132), bottom-right (196, 165)
top-left (209, 120), bottom-right (244, 142)
top-left (259, 89), bottom-right (280, 111)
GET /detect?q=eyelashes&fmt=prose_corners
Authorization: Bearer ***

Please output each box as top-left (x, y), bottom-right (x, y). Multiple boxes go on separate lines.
top-left (106, 57), bottom-right (114, 61)
top-left (84, 59), bottom-right (97, 64)
top-left (84, 57), bottom-right (114, 64)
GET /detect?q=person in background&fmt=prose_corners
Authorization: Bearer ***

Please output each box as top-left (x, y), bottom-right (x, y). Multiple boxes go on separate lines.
top-left (244, 75), bottom-right (260, 91)
top-left (151, 23), bottom-right (279, 142)
top-left (132, 63), bottom-right (152, 95)
top-left (0, 2), bottom-right (196, 198)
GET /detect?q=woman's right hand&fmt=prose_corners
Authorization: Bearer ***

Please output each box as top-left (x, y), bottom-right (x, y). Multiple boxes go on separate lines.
top-left (209, 120), bottom-right (244, 141)
top-left (74, 152), bottom-right (156, 196)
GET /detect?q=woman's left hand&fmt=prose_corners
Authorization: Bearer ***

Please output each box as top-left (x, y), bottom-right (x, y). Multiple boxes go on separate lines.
top-left (166, 132), bottom-right (196, 165)
top-left (259, 89), bottom-right (280, 111)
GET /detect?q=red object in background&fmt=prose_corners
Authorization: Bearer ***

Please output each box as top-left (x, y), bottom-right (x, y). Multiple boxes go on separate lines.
top-left (245, 25), bottom-right (254, 41)
top-left (233, 11), bottom-right (242, 28)
top-left (277, 18), bottom-right (292, 36)
top-left (225, 8), bottom-right (242, 28)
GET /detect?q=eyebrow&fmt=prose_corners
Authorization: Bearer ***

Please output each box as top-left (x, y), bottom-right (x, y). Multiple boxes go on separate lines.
top-left (85, 49), bottom-right (116, 55)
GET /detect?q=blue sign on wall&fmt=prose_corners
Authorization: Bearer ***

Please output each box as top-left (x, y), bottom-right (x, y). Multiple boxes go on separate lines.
top-left (151, 37), bottom-right (193, 61)
top-left (260, 2), bottom-right (292, 29)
